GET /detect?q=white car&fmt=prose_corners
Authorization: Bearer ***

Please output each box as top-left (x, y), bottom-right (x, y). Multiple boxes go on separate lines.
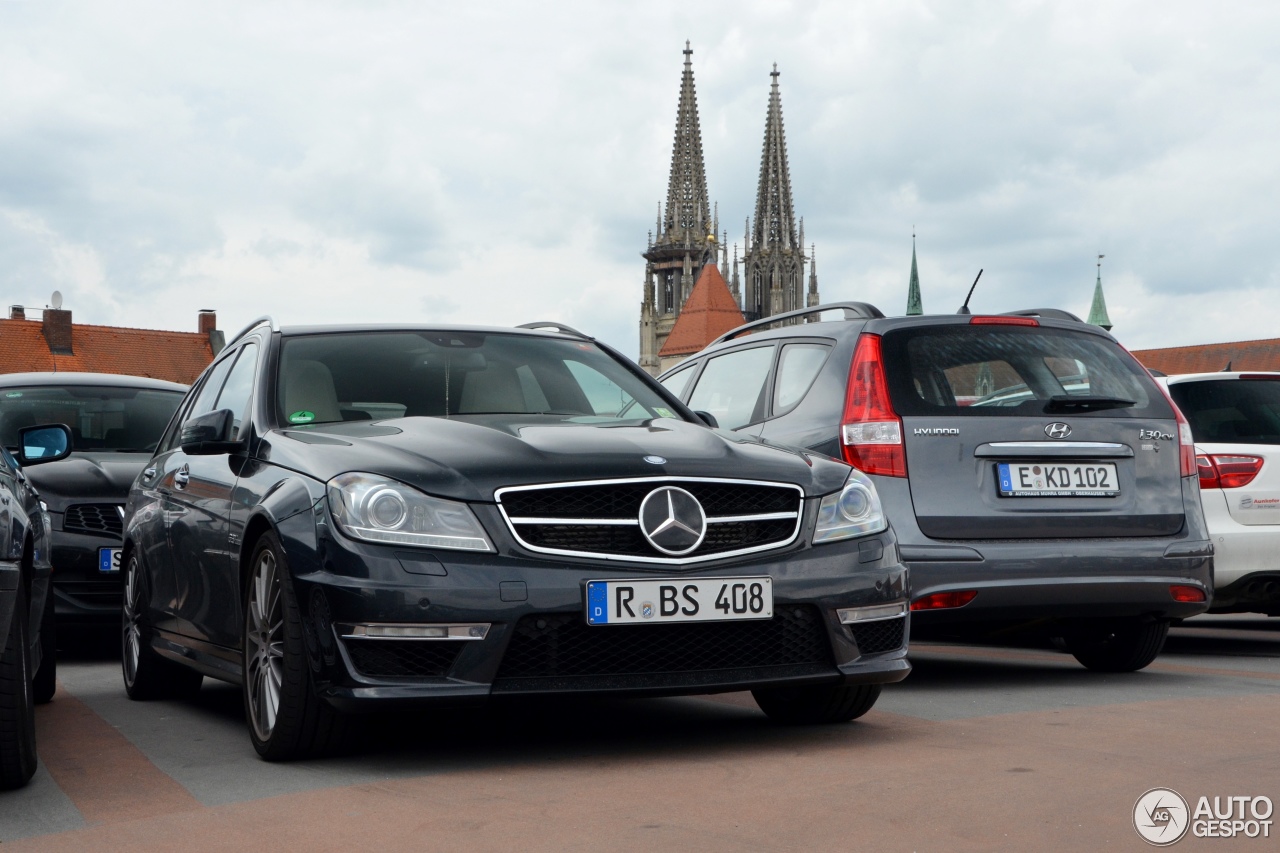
top-left (1160, 372), bottom-right (1280, 615)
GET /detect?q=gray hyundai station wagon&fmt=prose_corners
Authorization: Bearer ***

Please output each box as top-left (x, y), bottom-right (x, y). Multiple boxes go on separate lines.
top-left (660, 304), bottom-right (1213, 672)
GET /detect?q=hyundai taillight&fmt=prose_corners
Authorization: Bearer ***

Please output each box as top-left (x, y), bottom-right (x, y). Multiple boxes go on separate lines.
top-left (841, 333), bottom-right (905, 477)
top-left (1196, 454), bottom-right (1264, 489)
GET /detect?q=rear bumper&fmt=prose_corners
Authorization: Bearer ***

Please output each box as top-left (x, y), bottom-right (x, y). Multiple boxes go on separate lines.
top-left (905, 540), bottom-right (1213, 629)
top-left (1200, 487), bottom-right (1280, 591)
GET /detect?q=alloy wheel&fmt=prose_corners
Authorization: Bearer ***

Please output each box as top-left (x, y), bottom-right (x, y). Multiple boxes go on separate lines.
top-left (245, 549), bottom-right (285, 743)
top-left (122, 559), bottom-right (143, 687)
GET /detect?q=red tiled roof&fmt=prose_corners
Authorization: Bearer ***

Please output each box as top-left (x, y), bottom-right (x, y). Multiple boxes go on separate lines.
top-left (1131, 338), bottom-right (1280, 375)
top-left (658, 264), bottom-right (746, 358)
top-left (0, 318), bottom-right (214, 384)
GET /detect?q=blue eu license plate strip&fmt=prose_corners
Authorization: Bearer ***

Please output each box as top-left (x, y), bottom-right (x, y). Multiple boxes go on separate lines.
top-left (99, 548), bottom-right (122, 573)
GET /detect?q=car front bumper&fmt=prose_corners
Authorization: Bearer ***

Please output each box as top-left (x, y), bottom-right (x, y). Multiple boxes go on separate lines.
top-left (289, 525), bottom-right (911, 711)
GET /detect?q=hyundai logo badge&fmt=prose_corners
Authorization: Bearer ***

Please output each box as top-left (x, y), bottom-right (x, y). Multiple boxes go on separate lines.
top-left (1044, 422), bottom-right (1073, 439)
top-left (643, 455), bottom-right (667, 465)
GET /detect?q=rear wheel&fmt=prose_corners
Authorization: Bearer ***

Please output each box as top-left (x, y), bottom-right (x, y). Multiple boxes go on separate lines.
top-left (752, 682), bottom-right (882, 725)
top-left (244, 533), bottom-right (345, 761)
top-left (1063, 618), bottom-right (1169, 672)
top-left (0, 584), bottom-right (37, 790)
top-left (121, 554), bottom-right (203, 700)
top-left (33, 584), bottom-right (56, 705)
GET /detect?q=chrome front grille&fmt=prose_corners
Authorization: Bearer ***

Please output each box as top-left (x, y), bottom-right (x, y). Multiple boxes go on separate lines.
top-left (496, 477), bottom-right (804, 564)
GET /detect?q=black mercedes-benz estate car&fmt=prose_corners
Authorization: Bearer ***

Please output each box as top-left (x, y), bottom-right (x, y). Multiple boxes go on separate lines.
top-left (2, 423), bottom-right (72, 790)
top-left (0, 373), bottom-right (187, 629)
top-left (659, 303), bottom-right (1213, 672)
top-left (122, 318), bottom-right (910, 760)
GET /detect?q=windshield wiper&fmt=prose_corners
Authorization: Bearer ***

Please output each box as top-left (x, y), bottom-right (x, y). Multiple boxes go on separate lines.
top-left (1044, 395), bottom-right (1136, 413)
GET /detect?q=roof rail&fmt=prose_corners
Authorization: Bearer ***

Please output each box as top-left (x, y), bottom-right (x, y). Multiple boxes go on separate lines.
top-left (711, 302), bottom-right (885, 345)
top-left (516, 321), bottom-right (593, 340)
top-left (1002, 308), bottom-right (1085, 324)
top-left (228, 315), bottom-right (275, 346)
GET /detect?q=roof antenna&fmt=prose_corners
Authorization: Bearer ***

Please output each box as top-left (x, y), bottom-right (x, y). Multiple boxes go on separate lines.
top-left (1222, 360), bottom-right (1233, 372)
top-left (957, 269), bottom-right (983, 315)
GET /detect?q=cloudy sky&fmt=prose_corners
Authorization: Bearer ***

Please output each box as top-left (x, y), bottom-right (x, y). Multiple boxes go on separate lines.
top-left (2, 0), bottom-right (1278, 358)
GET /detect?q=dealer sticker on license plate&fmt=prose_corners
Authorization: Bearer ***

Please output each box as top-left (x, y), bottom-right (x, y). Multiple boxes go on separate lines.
top-left (997, 462), bottom-right (1120, 497)
top-left (99, 548), bottom-right (122, 573)
top-left (586, 577), bottom-right (773, 625)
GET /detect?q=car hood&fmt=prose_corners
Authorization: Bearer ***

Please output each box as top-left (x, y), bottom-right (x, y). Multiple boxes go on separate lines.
top-left (23, 453), bottom-right (150, 510)
top-left (261, 416), bottom-right (849, 502)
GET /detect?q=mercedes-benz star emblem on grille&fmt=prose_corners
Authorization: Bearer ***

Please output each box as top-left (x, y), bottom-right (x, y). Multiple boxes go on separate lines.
top-left (1045, 422), bottom-right (1073, 439)
top-left (638, 486), bottom-right (707, 556)
top-left (643, 455), bottom-right (667, 465)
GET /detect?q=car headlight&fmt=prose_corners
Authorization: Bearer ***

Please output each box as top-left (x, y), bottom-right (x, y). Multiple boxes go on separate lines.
top-left (326, 473), bottom-right (494, 552)
top-left (812, 468), bottom-right (888, 544)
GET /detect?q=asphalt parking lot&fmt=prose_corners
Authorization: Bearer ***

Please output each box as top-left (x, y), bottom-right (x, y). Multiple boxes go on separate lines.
top-left (2, 615), bottom-right (1278, 851)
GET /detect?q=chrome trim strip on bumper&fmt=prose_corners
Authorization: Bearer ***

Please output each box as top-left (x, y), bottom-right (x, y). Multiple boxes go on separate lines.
top-left (338, 623), bottom-right (491, 640)
top-left (837, 602), bottom-right (908, 624)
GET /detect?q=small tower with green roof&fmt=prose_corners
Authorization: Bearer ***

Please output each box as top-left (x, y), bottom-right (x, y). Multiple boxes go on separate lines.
top-left (906, 233), bottom-right (923, 315)
top-left (1087, 254), bottom-right (1112, 331)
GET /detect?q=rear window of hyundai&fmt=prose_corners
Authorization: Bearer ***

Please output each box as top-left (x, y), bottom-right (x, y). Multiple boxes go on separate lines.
top-left (881, 326), bottom-right (1168, 418)
top-left (1168, 379), bottom-right (1280, 444)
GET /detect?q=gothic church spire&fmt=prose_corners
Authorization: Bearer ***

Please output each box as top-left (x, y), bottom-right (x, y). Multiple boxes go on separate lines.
top-left (640, 42), bottom-right (720, 376)
top-left (742, 64), bottom-right (813, 322)
top-left (661, 41), bottom-right (713, 244)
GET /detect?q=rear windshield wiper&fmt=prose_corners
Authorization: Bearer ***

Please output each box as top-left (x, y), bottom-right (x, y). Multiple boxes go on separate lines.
top-left (1044, 395), bottom-right (1136, 413)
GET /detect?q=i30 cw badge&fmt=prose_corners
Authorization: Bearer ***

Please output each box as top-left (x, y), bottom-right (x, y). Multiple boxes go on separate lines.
top-left (639, 486), bottom-right (707, 556)
top-left (1045, 422), bottom-right (1073, 439)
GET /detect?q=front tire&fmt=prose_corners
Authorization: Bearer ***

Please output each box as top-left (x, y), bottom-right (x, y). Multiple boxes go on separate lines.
top-left (1064, 618), bottom-right (1169, 673)
top-left (243, 533), bottom-right (345, 761)
top-left (0, 584), bottom-right (37, 790)
top-left (121, 554), bottom-right (203, 700)
top-left (752, 682), bottom-right (882, 725)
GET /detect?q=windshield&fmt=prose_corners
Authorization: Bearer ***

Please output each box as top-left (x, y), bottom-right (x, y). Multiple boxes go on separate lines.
top-left (0, 386), bottom-right (185, 452)
top-left (276, 331), bottom-right (682, 426)
top-left (882, 326), bottom-right (1166, 418)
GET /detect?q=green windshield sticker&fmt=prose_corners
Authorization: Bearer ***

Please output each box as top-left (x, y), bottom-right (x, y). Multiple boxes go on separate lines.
top-left (4, 391), bottom-right (21, 398)
top-left (288, 411), bottom-right (316, 424)
top-left (655, 407), bottom-right (674, 418)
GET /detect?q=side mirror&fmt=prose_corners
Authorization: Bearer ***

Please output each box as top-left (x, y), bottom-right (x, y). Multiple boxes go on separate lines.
top-left (694, 410), bottom-right (720, 429)
top-left (180, 409), bottom-right (241, 455)
top-left (16, 424), bottom-right (73, 466)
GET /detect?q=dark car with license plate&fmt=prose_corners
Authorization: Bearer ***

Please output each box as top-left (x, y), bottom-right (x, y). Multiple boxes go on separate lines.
top-left (0, 374), bottom-right (187, 629)
top-left (659, 304), bottom-right (1213, 672)
top-left (121, 318), bottom-right (910, 760)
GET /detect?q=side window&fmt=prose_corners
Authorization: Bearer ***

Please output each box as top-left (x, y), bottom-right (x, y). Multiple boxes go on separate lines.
top-left (158, 357), bottom-right (233, 453)
top-left (215, 343), bottom-right (260, 437)
top-left (687, 346), bottom-right (775, 430)
top-left (659, 364), bottom-right (697, 401)
top-left (188, 355), bottom-right (236, 420)
top-left (773, 344), bottom-right (830, 414)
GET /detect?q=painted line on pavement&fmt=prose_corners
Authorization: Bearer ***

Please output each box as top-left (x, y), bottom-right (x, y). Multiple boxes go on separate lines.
top-left (33, 682), bottom-right (204, 826)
